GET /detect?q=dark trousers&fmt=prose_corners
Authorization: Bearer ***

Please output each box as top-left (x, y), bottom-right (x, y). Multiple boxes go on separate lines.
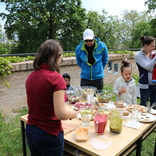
top-left (26, 125), bottom-right (64, 156)
top-left (81, 78), bottom-right (104, 92)
top-left (140, 85), bottom-right (156, 106)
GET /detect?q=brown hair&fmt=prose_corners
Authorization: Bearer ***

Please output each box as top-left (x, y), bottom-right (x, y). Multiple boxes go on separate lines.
top-left (120, 60), bottom-right (132, 73)
top-left (140, 36), bottom-right (155, 46)
top-left (33, 39), bottom-right (63, 73)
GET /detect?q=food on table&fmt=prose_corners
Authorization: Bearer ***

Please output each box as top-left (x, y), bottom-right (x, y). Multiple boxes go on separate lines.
top-left (110, 108), bottom-right (123, 134)
top-left (125, 105), bottom-right (147, 113)
top-left (139, 117), bottom-right (151, 122)
top-left (80, 87), bottom-right (97, 100)
top-left (75, 128), bottom-right (88, 141)
top-left (114, 101), bottom-right (124, 107)
top-left (73, 102), bottom-right (94, 110)
top-left (123, 110), bottom-right (129, 116)
top-left (68, 95), bottom-right (80, 104)
top-left (80, 108), bottom-right (92, 125)
top-left (141, 113), bottom-right (147, 116)
top-left (98, 103), bottom-right (108, 107)
top-left (94, 113), bottom-right (107, 134)
top-left (97, 92), bottom-right (113, 103)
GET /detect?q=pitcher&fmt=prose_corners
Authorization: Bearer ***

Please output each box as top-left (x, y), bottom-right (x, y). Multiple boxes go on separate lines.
top-left (109, 108), bottom-right (123, 134)
top-left (94, 113), bottom-right (108, 134)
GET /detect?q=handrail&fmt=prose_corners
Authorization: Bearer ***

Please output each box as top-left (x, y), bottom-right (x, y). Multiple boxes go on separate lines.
top-left (0, 49), bottom-right (140, 57)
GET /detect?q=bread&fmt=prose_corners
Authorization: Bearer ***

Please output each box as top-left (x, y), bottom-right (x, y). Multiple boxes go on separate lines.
top-left (75, 128), bottom-right (88, 142)
top-left (114, 101), bottom-right (124, 106)
top-left (123, 111), bottom-right (129, 116)
top-left (125, 105), bottom-right (147, 113)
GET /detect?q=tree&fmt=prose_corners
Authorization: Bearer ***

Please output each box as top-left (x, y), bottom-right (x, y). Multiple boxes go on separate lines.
top-left (145, 0), bottom-right (156, 12)
top-left (116, 10), bottom-right (153, 48)
top-left (85, 10), bottom-right (119, 49)
top-left (150, 19), bottom-right (156, 38)
top-left (130, 21), bottom-right (151, 48)
top-left (0, 0), bottom-right (86, 53)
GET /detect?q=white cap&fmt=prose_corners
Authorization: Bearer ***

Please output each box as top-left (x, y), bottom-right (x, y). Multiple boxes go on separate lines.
top-left (83, 29), bottom-right (94, 40)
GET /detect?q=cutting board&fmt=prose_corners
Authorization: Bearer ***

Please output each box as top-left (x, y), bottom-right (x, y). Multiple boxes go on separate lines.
top-left (62, 120), bottom-right (79, 135)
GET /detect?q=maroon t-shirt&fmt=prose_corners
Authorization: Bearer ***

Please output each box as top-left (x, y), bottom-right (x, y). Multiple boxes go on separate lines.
top-left (26, 63), bottom-right (66, 136)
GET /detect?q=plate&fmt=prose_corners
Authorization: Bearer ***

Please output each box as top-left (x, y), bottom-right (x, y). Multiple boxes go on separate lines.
top-left (138, 113), bottom-right (156, 123)
top-left (100, 103), bottom-right (116, 109)
top-left (73, 103), bottom-right (94, 111)
top-left (115, 103), bottom-right (127, 108)
top-left (150, 109), bottom-right (156, 115)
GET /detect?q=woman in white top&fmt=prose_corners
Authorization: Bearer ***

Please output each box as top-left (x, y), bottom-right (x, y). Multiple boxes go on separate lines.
top-left (113, 60), bottom-right (137, 104)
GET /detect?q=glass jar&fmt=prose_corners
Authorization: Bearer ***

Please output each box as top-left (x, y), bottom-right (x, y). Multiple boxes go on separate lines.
top-left (109, 108), bottom-right (123, 134)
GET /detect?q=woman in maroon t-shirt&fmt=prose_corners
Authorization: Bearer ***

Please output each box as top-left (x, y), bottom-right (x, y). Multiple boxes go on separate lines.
top-left (25, 39), bottom-right (77, 156)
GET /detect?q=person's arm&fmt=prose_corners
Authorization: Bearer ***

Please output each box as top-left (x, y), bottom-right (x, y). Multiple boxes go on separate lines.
top-left (102, 43), bottom-right (108, 68)
top-left (135, 52), bottom-right (156, 72)
top-left (76, 46), bottom-right (81, 67)
top-left (53, 90), bottom-right (77, 120)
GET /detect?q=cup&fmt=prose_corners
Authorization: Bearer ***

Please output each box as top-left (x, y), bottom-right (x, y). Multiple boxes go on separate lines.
top-left (87, 93), bottom-right (94, 104)
top-left (130, 108), bottom-right (139, 127)
top-left (80, 109), bottom-right (92, 126)
top-left (94, 113), bottom-right (107, 134)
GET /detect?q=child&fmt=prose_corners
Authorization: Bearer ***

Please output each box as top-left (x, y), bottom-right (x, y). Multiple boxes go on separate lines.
top-left (62, 73), bottom-right (74, 90)
top-left (62, 73), bottom-right (74, 101)
top-left (113, 60), bottom-right (137, 104)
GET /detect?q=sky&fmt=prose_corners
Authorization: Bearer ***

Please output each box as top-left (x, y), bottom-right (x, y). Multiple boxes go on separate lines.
top-left (81, 0), bottom-right (148, 15)
top-left (0, 0), bottom-right (149, 31)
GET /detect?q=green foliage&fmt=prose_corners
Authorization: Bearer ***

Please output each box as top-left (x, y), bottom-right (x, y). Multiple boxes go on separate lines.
top-left (85, 10), bottom-right (118, 49)
top-left (0, 0), bottom-right (86, 53)
top-left (0, 56), bottom-right (35, 87)
top-left (150, 19), bottom-right (156, 38)
top-left (108, 50), bottom-right (134, 56)
top-left (0, 57), bottom-right (12, 87)
top-left (0, 109), bottom-right (30, 155)
top-left (130, 21), bottom-right (151, 48)
top-left (0, 44), bottom-right (10, 54)
top-left (145, 0), bottom-right (156, 12)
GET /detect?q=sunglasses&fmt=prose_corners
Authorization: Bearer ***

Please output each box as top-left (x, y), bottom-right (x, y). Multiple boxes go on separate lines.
top-left (84, 39), bottom-right (94, 43)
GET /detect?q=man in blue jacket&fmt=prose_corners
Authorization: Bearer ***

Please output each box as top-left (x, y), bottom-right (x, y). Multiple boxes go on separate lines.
top-left (76, 29), bottom-right (108, 92)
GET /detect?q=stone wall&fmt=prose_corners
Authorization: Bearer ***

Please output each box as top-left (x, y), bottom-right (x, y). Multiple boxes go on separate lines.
top-left (0, 54), bottom-right (139, 113)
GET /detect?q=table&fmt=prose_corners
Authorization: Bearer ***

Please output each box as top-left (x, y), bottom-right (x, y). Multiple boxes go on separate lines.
top-left (20, 103), bottom-right (156, 156)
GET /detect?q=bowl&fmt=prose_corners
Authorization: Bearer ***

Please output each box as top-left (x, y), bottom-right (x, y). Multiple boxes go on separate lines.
top-left (68, 95), bottom-right (80, 104)
top-left (96, 91), bottom-right (113, 103)
top-left (79, 86), bottom-right (97, 101)
top-left (75, 127), bottom-right (89, 142)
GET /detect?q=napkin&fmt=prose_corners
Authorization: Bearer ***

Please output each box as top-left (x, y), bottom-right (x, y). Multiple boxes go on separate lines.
top-left (151, 109), bottom-right (156, 114)
top-left (124, 120), bottom-right (143, 129)
top-left (90, 136), bottom-right (111, 150)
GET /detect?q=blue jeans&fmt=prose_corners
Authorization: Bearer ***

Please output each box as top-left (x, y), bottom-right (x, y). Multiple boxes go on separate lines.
top-left (140, 85), bottom-right (156, 106)
top-left (26, 125), bottom-right (64, 156)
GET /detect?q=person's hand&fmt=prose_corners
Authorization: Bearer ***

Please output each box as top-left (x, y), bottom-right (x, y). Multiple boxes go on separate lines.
top-left (118, 88), bottom-right (126, 94)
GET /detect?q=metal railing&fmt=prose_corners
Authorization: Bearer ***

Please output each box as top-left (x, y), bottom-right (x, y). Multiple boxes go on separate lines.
top-left (0, 49), bottom-right (140, 57)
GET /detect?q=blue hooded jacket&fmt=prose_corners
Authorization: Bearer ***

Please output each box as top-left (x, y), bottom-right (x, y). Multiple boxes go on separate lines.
top-left (76, 37), bottom-right (108, 80)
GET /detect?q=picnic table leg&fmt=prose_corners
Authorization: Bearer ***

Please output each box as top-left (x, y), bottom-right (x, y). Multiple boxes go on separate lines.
top-left (21, 120), bottom-right (27, 156)
top-left (136, 137), bottom-right (142, 156)
top-left (154, 139), bottom-right (156, 156)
